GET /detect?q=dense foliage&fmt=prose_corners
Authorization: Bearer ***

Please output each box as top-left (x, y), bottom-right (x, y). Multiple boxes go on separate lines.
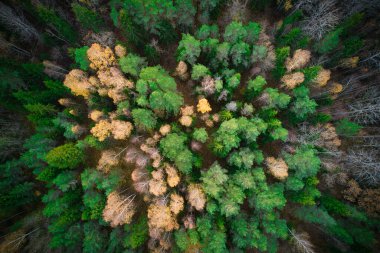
top-left (0, 0), bottom-right (379, 253)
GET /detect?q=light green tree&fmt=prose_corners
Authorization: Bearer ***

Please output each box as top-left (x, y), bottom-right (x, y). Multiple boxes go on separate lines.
top-left (119, 54), bottom-right (147, 77)
top-left (193, 128), bottom-right (209, 143)
top-left (45, 143), bottom-right (84, 169)
top-left (160, 133), bottom-right (193, 174)
top-left (223, 21), bottom-right (247, 44)
top-left (246, 75), bottom-right (266, 99)
top-left (177, 34), bottom-right (201, 65)
top-left (131, 108), bottom-right (157, 131)
top-left (200, 162), bottom-right (228, 199)
top-left (191, 64), bottom-right (210, 81)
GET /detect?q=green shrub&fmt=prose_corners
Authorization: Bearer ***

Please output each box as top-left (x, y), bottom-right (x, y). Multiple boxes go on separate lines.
top-left (191, 64), bottom-right (210, 81)
top-left (45, 143), bottom-right (84, 169)
top-left (193, 128), bottom-right (208, 143)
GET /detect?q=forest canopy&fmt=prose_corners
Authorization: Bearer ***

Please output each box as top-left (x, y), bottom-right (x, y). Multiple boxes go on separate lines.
top-left (0, 0), bottom-right (379, 253)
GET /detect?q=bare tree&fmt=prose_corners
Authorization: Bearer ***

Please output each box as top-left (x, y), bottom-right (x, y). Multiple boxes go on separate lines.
top-left (288, 123), bottom-right (341, 151)
top-left (226, 0), bottom-right (249, 22)
top-left (149, 38), bottom-right (165, 54)
top-left (0, 3), bottom-right (40, 42)
top-left (295, 0), bottom-right (340, 40)
top-left (346, 135), bottom-right (380, 148)
top-left (289, 229), bottom-right (316, 253)
top-left (340, 0), bottom-right (380, 17)
top-left (42, 60), bottom-right (68, 79)
top-left (361, 51), bottom-right (380, 71)
top-left (0, 36), bottom-right (31, 57)
top-left (345, 148), bottom-right (380, 186)
top-left (218, 90), bottom-right (228, 102)
top-left (328, 72), bottom-right (378, 101)
top-left (346, 87), bottom-right (380, 125)
top-left (288, 123), bottom-right (322, 146)
top-left (200, 76), bottom-right (216, 96)
top-left (0, 113), bottom-right (29, 162)
top-left (325, 83), bottom-right (380, 125)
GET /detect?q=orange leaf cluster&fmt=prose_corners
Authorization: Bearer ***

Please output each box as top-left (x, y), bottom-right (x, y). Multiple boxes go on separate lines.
top-left (63, 69), bottom-right (93, 98)
top-left (165, 164), bottom-right (180, 187)
top-left (114, 44), bottom-right (127, 58)
top-left (181, 105), bottom-right (195, 116)
top-left (149, 169), bottom-right (167, 196)
top-left (97, 67), bottom-right (134, 103)
top-left (89, 110), bottom-right (104, 122)
top-left (358, 188), bottom-right (380, 217)
top-left (71, 124), bottom-right (86, 136)
top-left (343, 179), bottom-right (362, 203)
top-left (318, 123), bottom-right (341, 151)
top-left (197, 98), bottom-right (212, 114)
top-left (266, 157), bottom-right (289, 180)
top-left (285, 49), bottom-right (311, 72)
top-left (281, 72), bottom-right (305, 89)
top-left (91, 119), bottom-right (113, 141)
top-left (169, 193), bottom-right (184, 215)
top-left (340, 56), bottom-right (359, 68)
top-left (147, 203), bottom-right (179, 232)
top-left (179, 115), bottom-right (193, 127)
top-left (314, 68), bottom-right (331, 87)
top-left (329, 82), bottom-right (343, 97)
top-left (87, 43), bottom-right (116, 71)
top-left (159, 124), bottom-right (171, 136)
top-left (91, 119), bottom-right (133, 141)
top-left (58, 98), bottom-right (75, 107)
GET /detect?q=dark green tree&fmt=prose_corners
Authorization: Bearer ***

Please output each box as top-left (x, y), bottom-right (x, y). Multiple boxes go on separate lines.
top-left (72, 3), bottom-right (105, 32)
top-left (272, 47), bottom-right (290, 80)
top-left (83, 222), bottom-right (108, 253)
top-left (123, 215), bottom-right (149, 249)
top-left (335, 118), bottom-right (362, 136)
top-left (315, 28), bottom-right (342, 54)
top-left (36, 4), bottom-right (77, 44)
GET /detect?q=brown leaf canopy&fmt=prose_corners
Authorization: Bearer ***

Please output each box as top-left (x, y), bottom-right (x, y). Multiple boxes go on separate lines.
top-left (266, 157), bottom-right (289, 180)
top-left (103, 191), bottom-right (136, 227)
top-left (187, 184), bottom-right (206, 211)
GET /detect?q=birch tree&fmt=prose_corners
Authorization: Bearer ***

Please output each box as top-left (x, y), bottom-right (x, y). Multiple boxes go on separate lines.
top-left (345, 148), bottom-right (380, 186)
top-left (295, 0), bottom-right (340, 40)
top-left (289, 229), bottom-right (316, 253)
top-left (0, 3), bottom-right (40, 42)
